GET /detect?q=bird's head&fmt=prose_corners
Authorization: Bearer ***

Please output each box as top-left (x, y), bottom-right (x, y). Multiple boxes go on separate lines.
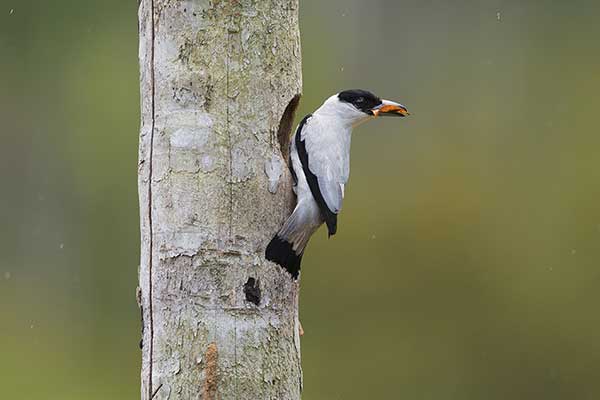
top-left (318, 89), bottom-right (409, 127)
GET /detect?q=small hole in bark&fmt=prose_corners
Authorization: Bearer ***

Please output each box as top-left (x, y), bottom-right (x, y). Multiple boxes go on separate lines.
top-left (244, 277), bottom-right (261, 306)
top-left (276, 93), bottom-right (301, 162)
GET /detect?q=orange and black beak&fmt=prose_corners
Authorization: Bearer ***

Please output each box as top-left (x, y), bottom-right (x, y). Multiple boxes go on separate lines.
top-left (371, 100), bottom-right (410, 117)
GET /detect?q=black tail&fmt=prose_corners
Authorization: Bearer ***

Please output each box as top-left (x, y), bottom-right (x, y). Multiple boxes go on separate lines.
top-left (265, 235), bottom-right (303, 279)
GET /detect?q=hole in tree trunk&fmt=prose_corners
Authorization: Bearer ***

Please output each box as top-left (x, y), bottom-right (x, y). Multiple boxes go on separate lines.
top-left (276, 93), bottom-right (301, 162)
top-left (244, 277), bottom-right (261, 306)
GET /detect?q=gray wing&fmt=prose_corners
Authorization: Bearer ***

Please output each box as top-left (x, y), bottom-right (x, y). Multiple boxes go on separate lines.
top-left (301, 117), bottom-right (350, 215)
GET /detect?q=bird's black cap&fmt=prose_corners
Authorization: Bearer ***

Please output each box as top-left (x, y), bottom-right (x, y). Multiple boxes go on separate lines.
top-left (338, 89), bottom-right (382, 114)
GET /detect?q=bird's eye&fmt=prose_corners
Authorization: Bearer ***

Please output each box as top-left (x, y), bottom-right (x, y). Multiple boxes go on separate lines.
top-left (356, 97), bottom-right (364, 104)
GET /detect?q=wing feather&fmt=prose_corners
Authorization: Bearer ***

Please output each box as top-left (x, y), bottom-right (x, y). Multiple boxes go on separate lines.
top-left (295, 115), bottom-right (350, 236)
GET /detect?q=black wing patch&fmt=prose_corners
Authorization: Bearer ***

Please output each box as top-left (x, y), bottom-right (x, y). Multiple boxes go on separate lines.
top-left (295, 114), bottom-right (338, 237)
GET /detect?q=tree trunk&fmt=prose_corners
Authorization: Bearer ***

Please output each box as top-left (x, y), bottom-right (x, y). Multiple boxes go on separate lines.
top-left (137, 1), bottom-right (302, 399)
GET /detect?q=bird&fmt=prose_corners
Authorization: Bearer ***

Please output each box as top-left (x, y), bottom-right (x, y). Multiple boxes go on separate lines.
top-left (265, 89), bottom-right (409, 278)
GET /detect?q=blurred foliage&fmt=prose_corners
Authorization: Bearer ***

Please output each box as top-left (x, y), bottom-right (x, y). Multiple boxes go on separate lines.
top-left (1, 0), bottom-right (600, 399)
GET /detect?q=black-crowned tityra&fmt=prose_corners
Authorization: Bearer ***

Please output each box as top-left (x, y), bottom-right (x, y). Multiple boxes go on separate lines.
top-left (266, 89), bottom-right (409, 278)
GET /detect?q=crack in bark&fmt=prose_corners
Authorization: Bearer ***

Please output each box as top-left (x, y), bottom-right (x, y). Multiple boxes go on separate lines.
top-left (137, 285), bottom-right (144, 349)
top-left (147, 0), bottom-right (156, 398)
top-left (150, 383), bottom-right (163, 399)
top-left (226, 31), bottom-right (233, 239)
top-left (234, 315), bottom-right (238, 399)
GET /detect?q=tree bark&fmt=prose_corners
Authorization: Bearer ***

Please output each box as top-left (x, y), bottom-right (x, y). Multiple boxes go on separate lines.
top-left (137, 1), bottom-right (302, 399)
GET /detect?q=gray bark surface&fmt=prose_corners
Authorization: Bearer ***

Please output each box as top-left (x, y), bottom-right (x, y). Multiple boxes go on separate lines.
top-left (137, 1), bottom-right (302, 398)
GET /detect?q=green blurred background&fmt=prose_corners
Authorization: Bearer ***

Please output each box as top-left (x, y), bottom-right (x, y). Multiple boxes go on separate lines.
top-left (2, 0), bottom-right (600, 399)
